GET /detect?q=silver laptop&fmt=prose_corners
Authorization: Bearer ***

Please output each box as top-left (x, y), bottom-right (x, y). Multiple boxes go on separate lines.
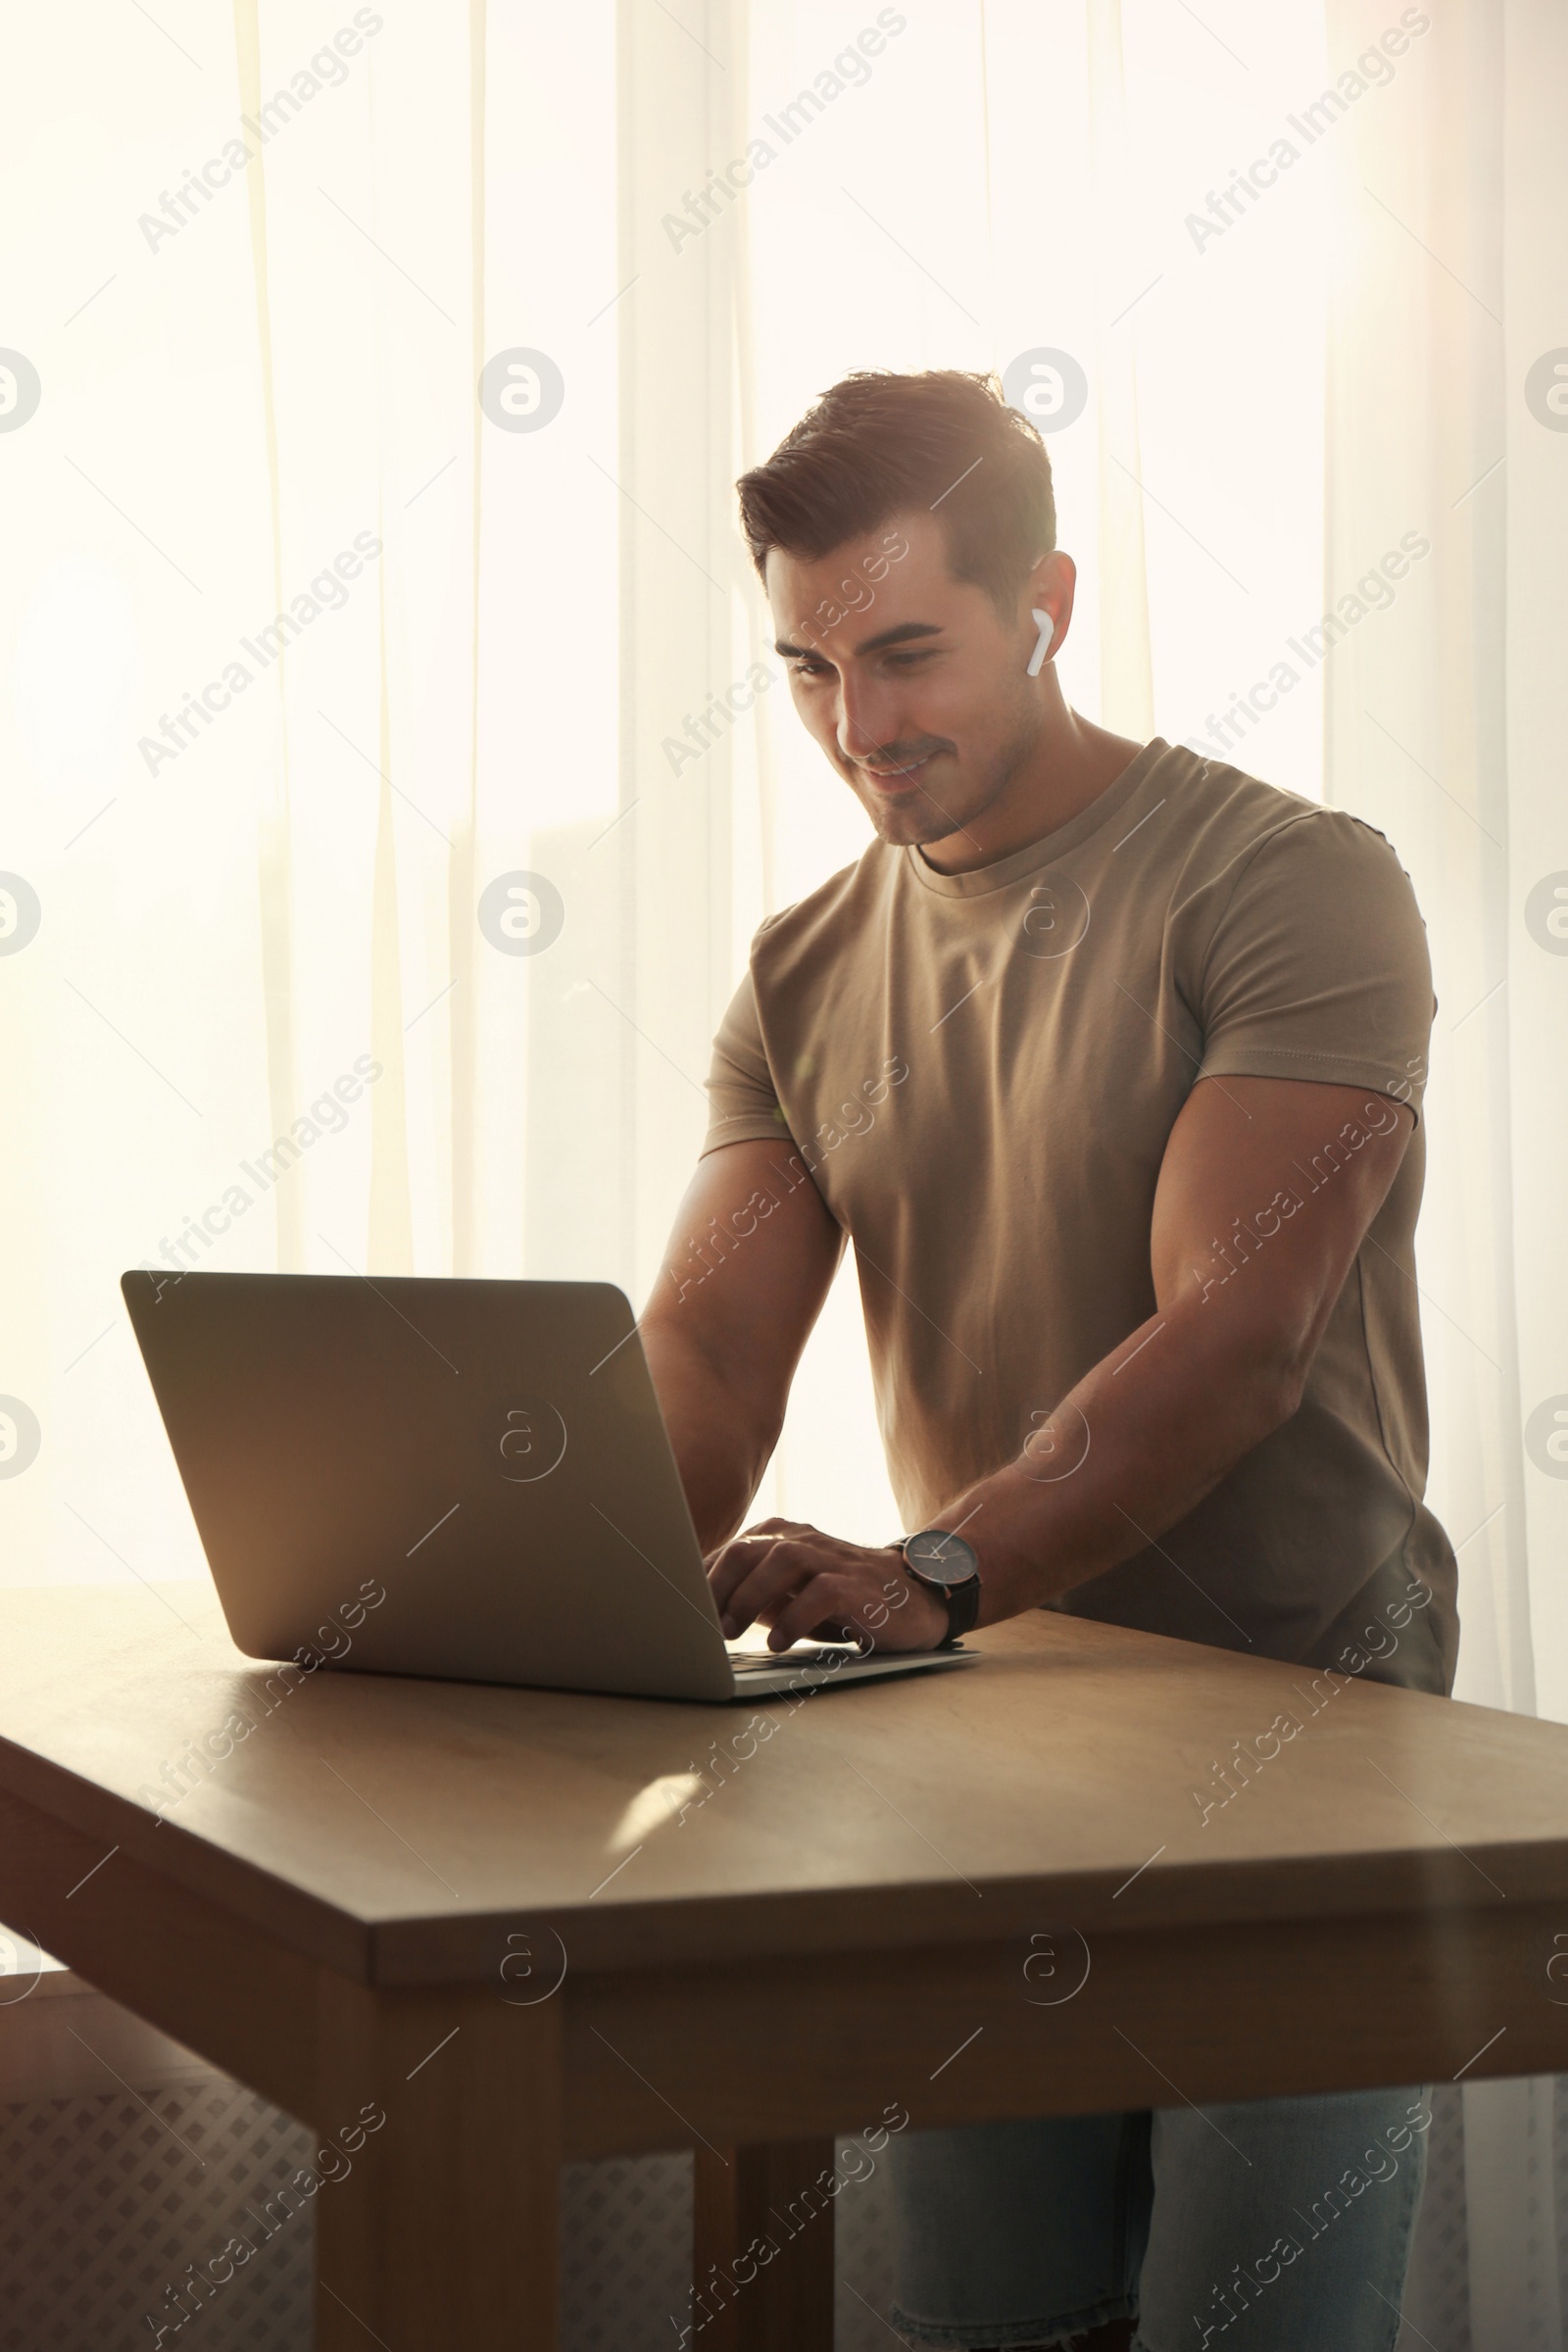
top-left (121, 1270), bottom-right (976, 1704)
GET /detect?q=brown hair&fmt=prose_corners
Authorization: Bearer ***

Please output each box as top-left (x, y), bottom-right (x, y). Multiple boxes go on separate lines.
top-left (736, 369), bottom-right (1056, 612)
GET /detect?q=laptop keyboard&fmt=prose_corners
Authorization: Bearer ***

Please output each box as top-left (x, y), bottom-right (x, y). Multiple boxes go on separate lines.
top-left (727, 1645), bottom-right (865, 1674)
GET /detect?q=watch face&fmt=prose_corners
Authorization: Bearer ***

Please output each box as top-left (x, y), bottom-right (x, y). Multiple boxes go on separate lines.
top-left (904, 1528), bottom-right (979, 1589)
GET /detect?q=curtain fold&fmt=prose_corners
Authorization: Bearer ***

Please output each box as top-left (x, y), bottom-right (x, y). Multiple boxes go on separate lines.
top-left (607, 0), bottom-right (751, 1298)
top-left (232, 0), bottom-right (304, 1277)
top-left (1085, 0), bottom-right (1155, 743)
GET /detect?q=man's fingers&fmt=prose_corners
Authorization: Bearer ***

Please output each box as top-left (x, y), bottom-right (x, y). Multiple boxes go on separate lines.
top-left (710, 1539), bottom-right (813, 1637)
top-left (765, 1575), bottom-right (865, 1653)
top-left (707, 1531), bottom-right (778, 1617)
top-left (708, 1521), bottom-right (823, 1620)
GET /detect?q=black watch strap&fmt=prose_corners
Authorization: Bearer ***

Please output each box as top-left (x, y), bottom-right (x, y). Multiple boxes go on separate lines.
top-left (936, 1573), bottom-right (982, 1646)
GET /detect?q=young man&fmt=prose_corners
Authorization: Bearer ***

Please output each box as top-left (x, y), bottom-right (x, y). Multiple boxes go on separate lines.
top-left (638, 371), bottom-right (1454, 2351)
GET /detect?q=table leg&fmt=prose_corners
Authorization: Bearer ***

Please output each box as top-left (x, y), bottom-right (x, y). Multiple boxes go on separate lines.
top-left (310, 1979), bottom-right (563, 2351)
top-left (692, 2135), bottom-right (838, 2349)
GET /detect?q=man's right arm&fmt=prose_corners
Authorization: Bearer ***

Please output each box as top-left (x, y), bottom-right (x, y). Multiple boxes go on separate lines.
top-left (639, 1141), bottom-right (844, 1552)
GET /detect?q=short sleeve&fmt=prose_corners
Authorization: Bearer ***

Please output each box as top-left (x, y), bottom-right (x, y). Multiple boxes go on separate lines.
top-left (701, 969), bottom-right (796, 1157)
top-left (1194, 811), bottom-right (1434, 1122)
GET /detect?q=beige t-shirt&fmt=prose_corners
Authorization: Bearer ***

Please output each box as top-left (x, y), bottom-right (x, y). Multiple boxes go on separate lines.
top-left (701, 740), bottom-right (1456, 1695)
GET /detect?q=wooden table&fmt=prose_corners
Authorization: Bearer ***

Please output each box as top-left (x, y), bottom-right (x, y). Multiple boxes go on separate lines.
top-left (3, 1581), bottom-right (1567, 2349)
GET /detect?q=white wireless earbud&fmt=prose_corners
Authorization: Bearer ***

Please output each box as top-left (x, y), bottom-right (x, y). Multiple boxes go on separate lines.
top-left (1026, 609), bottom-right (1055, 677)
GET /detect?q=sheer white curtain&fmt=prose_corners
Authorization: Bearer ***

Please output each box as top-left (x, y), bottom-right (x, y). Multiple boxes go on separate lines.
top-left (0, 0), bottom-right (1329, 1570)
top-left (4, 0), bottom-right (637, 1580)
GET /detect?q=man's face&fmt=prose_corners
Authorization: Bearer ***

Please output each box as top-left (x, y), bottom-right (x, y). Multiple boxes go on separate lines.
top-left (765, 510), bottom-right (1058, 853)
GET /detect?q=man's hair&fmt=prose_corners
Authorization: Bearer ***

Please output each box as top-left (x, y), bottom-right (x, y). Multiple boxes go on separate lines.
top-left (735, 369), bottom-right (1055, 612)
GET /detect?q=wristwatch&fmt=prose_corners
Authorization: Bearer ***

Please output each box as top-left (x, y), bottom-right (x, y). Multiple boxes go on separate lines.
top-left (899, 1528), bottom-right (982, 1647)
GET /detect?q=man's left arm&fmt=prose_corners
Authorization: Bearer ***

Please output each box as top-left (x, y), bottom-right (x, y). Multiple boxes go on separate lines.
top-left (708, 1073), bottom-right (1415, 1651)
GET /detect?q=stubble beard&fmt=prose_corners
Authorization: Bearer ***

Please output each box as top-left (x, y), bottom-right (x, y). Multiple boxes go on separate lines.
top-left (854, 695), bottom-right (1043, 851)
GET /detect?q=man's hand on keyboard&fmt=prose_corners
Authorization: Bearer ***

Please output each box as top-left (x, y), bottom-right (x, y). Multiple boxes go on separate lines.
top-left (706, 1518), bottom-right (948, 1654)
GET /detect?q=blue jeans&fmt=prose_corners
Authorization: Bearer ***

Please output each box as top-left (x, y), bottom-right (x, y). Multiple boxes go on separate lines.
top-left (886, 2085), bottom-right (1430, 2350)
